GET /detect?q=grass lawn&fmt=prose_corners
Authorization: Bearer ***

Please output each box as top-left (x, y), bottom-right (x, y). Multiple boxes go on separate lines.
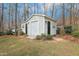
top-left (0, 36), bottom-right (79, 56)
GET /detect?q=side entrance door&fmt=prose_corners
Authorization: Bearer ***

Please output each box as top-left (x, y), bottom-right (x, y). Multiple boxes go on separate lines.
top-left (47, 21), bottom-right (51, 35)
top-left (25, 24), bottom-right (27, 34)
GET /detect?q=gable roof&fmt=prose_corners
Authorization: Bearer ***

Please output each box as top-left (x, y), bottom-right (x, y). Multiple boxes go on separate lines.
top-left (24, 14), bottom-right (56, 23)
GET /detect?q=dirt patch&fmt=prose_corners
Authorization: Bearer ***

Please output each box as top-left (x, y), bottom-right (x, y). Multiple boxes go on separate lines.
top-left (53, 37), bottom-right (65, 42)
top-left (63, 35), bottom-right (79, 44)
top-left (0, 35), bottom-right (27, 40)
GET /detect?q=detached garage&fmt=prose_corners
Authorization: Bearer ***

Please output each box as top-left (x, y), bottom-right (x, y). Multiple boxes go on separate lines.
top-left (21, 14), bottom-right (57, 36)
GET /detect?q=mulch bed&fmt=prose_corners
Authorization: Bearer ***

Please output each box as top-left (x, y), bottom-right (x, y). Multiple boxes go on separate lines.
top-left (63, 35), bottom-right (79, 44)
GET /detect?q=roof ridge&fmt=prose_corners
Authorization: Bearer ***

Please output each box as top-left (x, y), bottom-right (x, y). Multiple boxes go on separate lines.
top-left (24, 14), bottom-right (56, 23)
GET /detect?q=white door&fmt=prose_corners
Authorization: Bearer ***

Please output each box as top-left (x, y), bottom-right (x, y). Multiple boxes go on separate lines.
top-left (51, 24), bottom-right (56, 35)
top-left (28, 21), bottom-right (39, 36)
top-left (31, 21), bottom-right (39, 36)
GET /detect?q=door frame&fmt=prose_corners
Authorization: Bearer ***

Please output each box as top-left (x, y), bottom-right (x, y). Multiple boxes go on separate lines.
top-left (25, 24), bottom-right (27, 34)
top-left (47, 21), bottom-right (51, 35)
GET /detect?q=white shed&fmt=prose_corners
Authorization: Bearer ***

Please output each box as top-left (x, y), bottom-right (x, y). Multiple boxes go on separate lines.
top-left (21, 14), bottom-right (57, 36)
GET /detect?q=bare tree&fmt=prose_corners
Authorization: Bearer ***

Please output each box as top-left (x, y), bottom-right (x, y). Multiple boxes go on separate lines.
top-left (24, 3), bottom-right (29, 21)
top-left (69, 3), bottom-right (73, 26)
top-left (0, 3), bottom-right (4, 32)
top-left (74, 4), bottom-right (79, 31)
top-left (0, 4), bottom-right (2, 32)
top-left (36, 3), bottom-right (38, 14)
top-left (51, 3), bottom-right (55, 18)
top-left (17, 6), bottom-right (21, 35)
top-left (8, 4), bottom-right (11, 31)
top-left (34, 3), bottom-right (35, 14)
top-left (62, 3), bottom-right (65, 26)
top-left (60, 3), bottom-right (65, 35)
top-left (10, 4), bottom-right (15, 30)
top-left (44, 3), bottom-right (45, 15)
top-left (15, 3), bottom-right (18, 36)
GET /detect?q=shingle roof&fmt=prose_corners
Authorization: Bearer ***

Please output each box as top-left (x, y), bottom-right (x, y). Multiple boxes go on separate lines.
top-left (24, 14), bottom-right (56, 23)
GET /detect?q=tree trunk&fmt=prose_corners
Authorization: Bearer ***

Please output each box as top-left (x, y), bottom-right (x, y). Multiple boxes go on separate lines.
top-left (1, 3), bottom-right (4, 32)
top-left (61, 3), bottom-right (65, 35)
top-left (62, 4), bottom-right (65, 26)
top-left (8, 4), bottom-right (11, 31)
top-left (70, 4), bottom-right (73, 26)
top-left (0, 4), bottom-right (2, 32)
top-left (15, 3), bottom-right (18, 36)
top-left (51, 3), bottom-right (55, 18)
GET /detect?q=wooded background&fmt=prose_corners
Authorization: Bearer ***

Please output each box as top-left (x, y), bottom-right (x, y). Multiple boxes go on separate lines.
top-left (0, 3), bottom-right (79, 36)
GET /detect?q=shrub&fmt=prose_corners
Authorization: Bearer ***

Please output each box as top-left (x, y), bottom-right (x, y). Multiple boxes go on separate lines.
top-left (56, 27), bottom-right (60, 34)
top-left (0, 32), bottom-right (5, 36)
top-left (64, 26), bottom-right (72, 34)
top-left (6, 30), bottom-right (14, 35)
top-left (20, 31), bottom-right (25, 35)
top-left (35, 34), bottom-right (53, 40)
top-left (46, 35), bottom-right (53, 40)
top-left (35, 35), bottom-right (41, 40)
top-left (41, 34), bottom-right (47, 40)
top-left (72, 31), bottom-right (79, 38)
top-left (60, 28), bottom-right (65, 35)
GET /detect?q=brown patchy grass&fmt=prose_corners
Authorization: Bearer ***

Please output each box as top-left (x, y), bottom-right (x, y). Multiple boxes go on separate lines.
top-left (0, 35), bottom-right (79, 56)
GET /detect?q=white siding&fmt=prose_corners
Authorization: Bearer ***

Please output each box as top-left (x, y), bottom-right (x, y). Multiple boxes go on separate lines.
top-left (45, 17), bottom-right (57, 35)
top-left (38, 16), bottom-right (45, 35)
top-left (21, 14), bottom-right (57, 36)
top-left (44, 19), bottom-right (48, 35)
top-left (21, 23), bottom-right (26, 33)
top-left (27, 16), bottom-right (42, 36)
top-left (51, 22), bottom-right (57, 35)
top-left (27, 21), bottom-right (39, 36)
